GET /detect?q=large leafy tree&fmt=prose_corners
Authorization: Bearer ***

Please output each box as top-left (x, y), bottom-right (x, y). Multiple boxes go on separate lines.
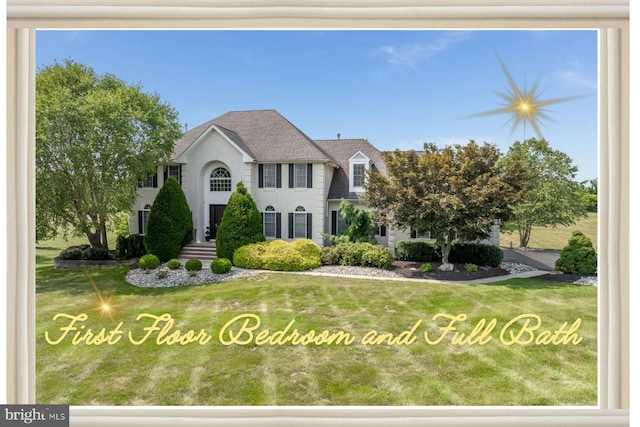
top-left (36, 60), bottom-right (182, 248)
top-left (499, 138), bottom-right (586, 248)
top-left (366, 141), bottom-right (524, 269)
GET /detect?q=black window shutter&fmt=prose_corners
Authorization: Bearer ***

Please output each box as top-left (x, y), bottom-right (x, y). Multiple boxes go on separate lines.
top-left (276, 164), bottom-right (282, 188)
top-left (258, 164), bottom-right (264, 188)
top-left (307, 163), bottom-right (313, 188)
top-left (411, 228), bottom-right (417, 239)
top-left (288, 213), bottom-right (294, 238)
top-left (163, 166), bottom-right (168, 183)
top-left (178, 165), bottom-right (182, 186)
top-left (138, 211), bottom-right (143, 234)
top-left (381, 225), bottom-right (387, 237)
top-left (152, 173), bottom-right (158, 188)
top-left (331, 211), bottom-right (337, 235)
top-left (261, 212), bottom-right (264, 227)
top-left (306, 213), bottom-right (312, 239)
top-left (276, 213), bottom-right (282, 238)
top-left (288, 164), bottom-right (294, 188)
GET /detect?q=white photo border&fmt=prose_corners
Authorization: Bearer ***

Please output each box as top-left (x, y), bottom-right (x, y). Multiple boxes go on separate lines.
top-left (5, 1), bottom-right (630, 425)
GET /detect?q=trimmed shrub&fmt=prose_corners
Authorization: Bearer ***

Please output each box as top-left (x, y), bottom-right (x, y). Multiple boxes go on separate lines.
top-left (144, 177), bottom-right (193, 262)
top-left (216, 181), bottom-right (265, 261)
top-left (449, 243), bottom-right (503, 267)
top-left (116, 234), bottom-right (147, 259)
top-left (465, 263), bottom-right (478, 272)
top-left (81, 247), bottom-right (113, 260)
top-left (322, 242), bottom-right (394, 269)
top-left (59, 245), bottom-right (90, 260)
top-left (234, 240), bottom-right (321, 271)
top-left (555, 231), bottom-right (597, 275)
top-left (395, 241), bottom-right (439, 262)
top-left (139, 254), bottom-right (160, 271)
top-left (167, 259), bottom-right (182, 270)
top-left (211, 258), bottom-right (232, 274)
top-left (420, 263), bottom-right (432, 273)
top-left (361, 245), bottom-right (394, 269)
top-left (185, 259), bottom-right (203, 272)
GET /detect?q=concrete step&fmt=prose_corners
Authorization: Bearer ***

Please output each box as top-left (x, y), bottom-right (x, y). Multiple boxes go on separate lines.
top-left (179, 242), bottom-right (217, 261)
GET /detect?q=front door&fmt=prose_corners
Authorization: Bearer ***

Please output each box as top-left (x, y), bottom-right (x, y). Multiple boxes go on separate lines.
top-left (209, 204), bottom-right (226, 240)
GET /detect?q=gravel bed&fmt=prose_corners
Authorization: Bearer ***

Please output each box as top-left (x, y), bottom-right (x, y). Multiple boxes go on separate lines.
top-left (499, 262), bottom-right (538, 274)
top-left (573, 276), bottom-right (598, 286)
top-left (126, 265), bottom-right (260, 288)
top-left (307, 265), bottom-right (404, 279)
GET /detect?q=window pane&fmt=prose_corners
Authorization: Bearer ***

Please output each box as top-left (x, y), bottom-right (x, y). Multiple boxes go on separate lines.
top-left (210, 167), bottom-right (231, 191)
top-left (294, 164), bottom-right (307, 188)
top-left (264, 164), bottom-right (276, 188)
top-left (168, 165), bottom-right (180, 181)
top-left (294, 213), bottom-right (306, 238)
top-left (353, 164), bottom-right (365, 187)
top-left (264, 212), bottom-right (276, 238)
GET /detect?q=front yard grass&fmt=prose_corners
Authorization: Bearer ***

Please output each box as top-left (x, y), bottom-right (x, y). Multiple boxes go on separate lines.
top-left (36, 240), bottom-right (597, 406)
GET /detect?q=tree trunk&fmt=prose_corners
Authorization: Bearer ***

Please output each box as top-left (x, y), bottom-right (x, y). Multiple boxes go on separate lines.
top-left (519, 223), bottom-right (532, 248)
top-left (438, 230), bottom-right (455, 271)
top-left (86, 230), bottom-right (103, 248)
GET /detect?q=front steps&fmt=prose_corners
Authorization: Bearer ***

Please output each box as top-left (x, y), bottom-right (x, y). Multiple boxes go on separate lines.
top-left (179, 241), bottom-right (217, 261)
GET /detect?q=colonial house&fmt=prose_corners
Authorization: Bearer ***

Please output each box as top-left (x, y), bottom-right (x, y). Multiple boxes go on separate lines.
top-left (130, 109), bottom-right (499, 252)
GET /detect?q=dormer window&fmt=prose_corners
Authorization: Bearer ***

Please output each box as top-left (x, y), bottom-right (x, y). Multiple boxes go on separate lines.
top-left (349, 151), bottom-right (370, 193)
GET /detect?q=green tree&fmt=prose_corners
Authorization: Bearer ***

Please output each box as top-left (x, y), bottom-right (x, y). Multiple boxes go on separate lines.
top-left (366, 141), bottom-right (522, 269)
top-left (36, 60), bottom-right (182, 248)
top-left (328, 199), bottom-right (377, 244)
top-left (144, 177), bottom-right (193, 262)
top-left (499, 138), bottom-right (586, 248)
top-left (555, 231), bottom-right (597, 275)
top-left (216, 182), bottom-right (265, 261)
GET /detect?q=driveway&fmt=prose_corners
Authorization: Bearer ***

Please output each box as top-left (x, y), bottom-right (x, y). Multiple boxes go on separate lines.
top-left (501, 248), bottom-right (559, 271)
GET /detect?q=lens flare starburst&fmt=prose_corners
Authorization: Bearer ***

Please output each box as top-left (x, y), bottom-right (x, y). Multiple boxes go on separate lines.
top-left (469, 54), bottom-right (582, 140)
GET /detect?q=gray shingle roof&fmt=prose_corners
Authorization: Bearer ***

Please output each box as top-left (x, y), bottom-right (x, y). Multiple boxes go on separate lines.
top-left (316, 138), bottom-right (387, 200)
top-left (172, 109), bottom-right (334, 162)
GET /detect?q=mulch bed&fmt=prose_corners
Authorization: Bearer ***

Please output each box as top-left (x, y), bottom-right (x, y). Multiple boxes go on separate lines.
top-left (390, 261), bottom-right (510, 281)
top-left (533, 272), bottom-right (597, 283)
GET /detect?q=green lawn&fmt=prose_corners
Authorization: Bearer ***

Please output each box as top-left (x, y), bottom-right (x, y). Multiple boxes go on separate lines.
top-left (36, 237), bottom-right (597, 406)
top-left (500, 212), bottom-right (598, 250)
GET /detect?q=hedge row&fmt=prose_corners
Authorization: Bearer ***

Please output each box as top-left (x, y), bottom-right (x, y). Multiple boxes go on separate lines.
top-left (115, 234), bottom-right (146, 259)
top-left (59, 245), bottom-right (114, 261)
top-left (395, 240), bottom-right (503, 267)
top-left (321, 242), bottom-right (394, 270)
top-left (234, 239), bottom-right (321, 272)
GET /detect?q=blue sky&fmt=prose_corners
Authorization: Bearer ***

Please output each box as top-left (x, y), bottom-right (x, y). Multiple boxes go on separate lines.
top-left (36, 30), bottom-right (598, 181)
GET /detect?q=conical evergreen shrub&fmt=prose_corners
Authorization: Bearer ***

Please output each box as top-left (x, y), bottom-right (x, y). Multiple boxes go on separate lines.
top-left (555, 231), bottom-right (597, 275)
top-left (216, 181), bottom-right (265, 261)
top-left (144, 177), bottom-right (193, 262)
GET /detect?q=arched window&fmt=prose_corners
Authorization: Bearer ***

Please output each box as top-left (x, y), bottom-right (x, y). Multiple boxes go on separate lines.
top-left (293, 206), bottom-right (307, 238)
top-left (210, 167), bottom-right (231, 192)
top-left (140, 204), bottom-right (152, 234)
top-left (263, 205), bottom-right (277, 238)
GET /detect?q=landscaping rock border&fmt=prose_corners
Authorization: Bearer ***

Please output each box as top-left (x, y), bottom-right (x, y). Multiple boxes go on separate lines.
top-left (53, 256), bottom-right (136, 269)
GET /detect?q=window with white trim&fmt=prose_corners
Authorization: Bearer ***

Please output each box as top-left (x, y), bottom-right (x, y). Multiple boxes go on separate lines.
top-left (263, 164), bottom-right (277, 188)
top-left (167, 165), bottom-right (180, 182)
top-left (294, 206), bottom-right (307, 238)
top-left (294, 164), bottom-right (307, 188)
top-left (349, 152), bottom-right (370, 192)
top-left (352, 163), bottom-right (366, 188)
top-left (140, 204), bottom-right (152, 234)
top-left (263, 205), bottom-right (277, 238)
top-left (210, 167), bottom-right (231, 192)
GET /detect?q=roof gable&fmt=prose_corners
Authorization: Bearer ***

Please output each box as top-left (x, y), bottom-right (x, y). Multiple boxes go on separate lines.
top-left (172, 110), bottom-right (335, 163)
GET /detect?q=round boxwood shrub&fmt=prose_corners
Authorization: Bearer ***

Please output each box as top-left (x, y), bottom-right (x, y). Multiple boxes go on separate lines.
top-left (449, 243), bottom-right (503, 267)
top-left (139, 254), bottom-right (160, 270)
top-left (555, 231), bottom-right (597, 275)
top-left (144, 177), bottom-right (193, 262)
top-left (185, 259), bottom-right (203, 272)
top-left (395, 240), bottom-right (439, 262)
top-left (211, 258), bottom-right (232, 274)
top-left (215, 182), bottom-right (265, 261)
top-left (167, 259), bottom-right (182, 270)
top-left (361, 245), bottom-right (394, 269)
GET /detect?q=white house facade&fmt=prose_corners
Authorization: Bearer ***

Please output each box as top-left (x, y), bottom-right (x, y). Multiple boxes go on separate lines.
top-left (130, 109), bottom-right (500, 250)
